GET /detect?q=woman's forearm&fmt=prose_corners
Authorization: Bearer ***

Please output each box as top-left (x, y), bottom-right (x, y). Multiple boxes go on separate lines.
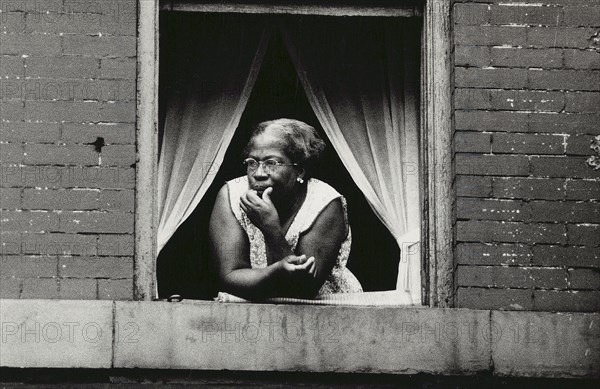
top-left (222, 261), bottom-right (283, 300)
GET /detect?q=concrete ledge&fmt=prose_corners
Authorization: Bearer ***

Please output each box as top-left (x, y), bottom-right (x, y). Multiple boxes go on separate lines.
top-left (0, 299), bottom-right (598, 377)
top-left (0, 300), bottom-right (113, 368)
top-left (492, 311), bottom-right (599, 378)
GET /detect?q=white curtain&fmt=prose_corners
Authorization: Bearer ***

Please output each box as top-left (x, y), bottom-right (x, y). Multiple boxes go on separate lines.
top-left (281, 17), bottom-right (422, 304)
top-left (157, 18), bottom-right (270, 254)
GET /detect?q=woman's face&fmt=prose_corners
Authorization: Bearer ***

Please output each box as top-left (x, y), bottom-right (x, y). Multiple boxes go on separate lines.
top-left (245, 131), bottom-right (302, 201)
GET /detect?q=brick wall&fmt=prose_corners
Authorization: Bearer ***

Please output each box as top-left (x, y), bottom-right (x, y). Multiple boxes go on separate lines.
top-left (454, 0), bottom-right (600, 311)
top-left (0, 0), bottom-right (137, 299)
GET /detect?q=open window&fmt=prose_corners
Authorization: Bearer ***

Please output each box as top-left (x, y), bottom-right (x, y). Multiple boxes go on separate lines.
top-left (136, 1), bottom-right (453, 308)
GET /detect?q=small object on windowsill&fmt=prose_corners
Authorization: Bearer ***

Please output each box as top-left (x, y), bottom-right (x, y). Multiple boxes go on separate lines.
top-left (214, 291), bottom-right (415, 306)
top-left (167, 294), bottom-right (183, 302)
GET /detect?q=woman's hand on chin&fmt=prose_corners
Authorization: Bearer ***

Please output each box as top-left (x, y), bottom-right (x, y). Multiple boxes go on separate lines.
top-left (240, 187), bottom-right (281, 235)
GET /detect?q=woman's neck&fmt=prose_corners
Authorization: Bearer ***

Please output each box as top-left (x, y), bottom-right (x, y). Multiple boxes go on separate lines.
top-left (274, 184), bottom-right (307, 222)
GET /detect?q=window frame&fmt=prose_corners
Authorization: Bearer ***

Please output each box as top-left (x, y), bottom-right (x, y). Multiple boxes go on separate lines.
top-left (135, 0), bottom-right (454, 307)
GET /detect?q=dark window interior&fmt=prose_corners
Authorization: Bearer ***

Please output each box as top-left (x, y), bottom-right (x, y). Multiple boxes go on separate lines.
top-left (158, 12), bottom-right (405, 300)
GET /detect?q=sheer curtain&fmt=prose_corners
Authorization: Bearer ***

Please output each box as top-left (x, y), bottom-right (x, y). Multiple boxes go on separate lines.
top-left (157, 16), bottom-right (270, 255)
top-left (281, 17), bottom-right (422, 304)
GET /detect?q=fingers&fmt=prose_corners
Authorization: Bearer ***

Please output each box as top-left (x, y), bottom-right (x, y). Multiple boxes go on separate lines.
top-left (308, 258), bottom-right (317, 278)
top-left (286, 254), bottom-right (306, 265)
top-left (295, 256), bottom-right (314, 271)
top-left (262, 187), bottom-right (273, 203)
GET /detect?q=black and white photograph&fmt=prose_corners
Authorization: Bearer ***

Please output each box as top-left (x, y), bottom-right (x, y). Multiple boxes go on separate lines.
top-left (0, 0), bottom-right (598, 387)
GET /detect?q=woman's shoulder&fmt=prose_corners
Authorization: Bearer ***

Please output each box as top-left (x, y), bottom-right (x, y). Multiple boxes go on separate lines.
top-left (307, 178), bottom-right (344, 203)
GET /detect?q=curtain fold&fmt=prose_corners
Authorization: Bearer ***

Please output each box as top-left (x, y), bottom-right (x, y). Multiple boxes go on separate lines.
top-left (280, 17), bottom-right (422, 304)
top-left (157, 17), bottom-right (270, 255)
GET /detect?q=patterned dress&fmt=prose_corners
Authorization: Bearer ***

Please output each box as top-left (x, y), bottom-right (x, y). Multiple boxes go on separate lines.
top-left (227, 176), bottom-right (363, 296)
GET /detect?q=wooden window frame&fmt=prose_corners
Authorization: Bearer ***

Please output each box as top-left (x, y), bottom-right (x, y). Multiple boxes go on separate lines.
top-left (135, 0), bottom-right (454, 307)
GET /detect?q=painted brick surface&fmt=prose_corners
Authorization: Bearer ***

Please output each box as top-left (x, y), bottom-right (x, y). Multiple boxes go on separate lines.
top-left (0, 0), bottom-right (137, 300)
top-left (454, 0), bottom-right (600, 312)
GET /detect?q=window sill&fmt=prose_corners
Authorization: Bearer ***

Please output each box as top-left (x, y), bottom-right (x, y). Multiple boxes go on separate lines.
top-left (0, 299), bottom-right (597, 378)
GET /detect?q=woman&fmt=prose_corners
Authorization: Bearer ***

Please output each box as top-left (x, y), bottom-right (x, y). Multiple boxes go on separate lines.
top-left (209, 119), bottom-right (362, 300)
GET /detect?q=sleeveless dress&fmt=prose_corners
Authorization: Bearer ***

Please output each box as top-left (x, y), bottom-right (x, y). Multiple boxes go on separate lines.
top-left (227, 176), bottom-right (363, 296)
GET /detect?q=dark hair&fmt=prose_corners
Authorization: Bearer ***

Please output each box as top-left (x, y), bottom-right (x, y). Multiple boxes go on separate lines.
top-left (244, 119), bottom-right (326, 175)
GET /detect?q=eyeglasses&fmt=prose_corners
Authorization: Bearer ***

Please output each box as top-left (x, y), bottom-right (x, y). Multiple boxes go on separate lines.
top-left (243, 158), bottom-right (298, 174)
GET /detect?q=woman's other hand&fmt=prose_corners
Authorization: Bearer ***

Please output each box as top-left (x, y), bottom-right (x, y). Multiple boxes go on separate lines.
top-left (240, 187), bottom-right (281, 234)
top-left (279, 254), bottom-right (317, 278)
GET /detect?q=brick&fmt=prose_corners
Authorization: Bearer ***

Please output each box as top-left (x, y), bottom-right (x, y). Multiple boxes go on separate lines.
top-left (493, 133), bottom-right (564, 155)
top-left (527, 27), bottom-right (599, 49)
top-left (98, 190), bottom-right (134, 212)
top-left (455, 111), bottom-right (528, 132)
top-left (531, 201), bottom-right (600, 223)
top-left (454, 3), bottom-right (489, 25)
top-left (531, 267), bottom-right (569, 289)
top-left (455, 131), bottom-right (491, 153)
top-left (456, 175), bottom-right (493, 197)
top-left (0, 12), bottom-right (25, 33)
top-left (528, 70), bottom-right (600, 91)
top-left (0, 166), bottom-right (135, 189)
top-left (566, 179), bottom-right (600, 200)
top-left (490, 90), bottom-right (565, 112)
top-left (489, 5), bottom-right (563, 26)
top-left (0, 255), bottom-right (57, 278)
top-left (564, 49), bottom-right (600, 70)
top-left (534, 290), bottom-right (600, 311)
top-left (455, 68), bottom-right (527, 89)
top-left (0, 188), bottom-right (21, 209)
top-left (567, 224), bottom-right (600, 246)
top-left (456, 154), bottom-right (530, 176)
top-left (23, 144), bottom-right (99, 165)
top-left (458, 198), bottom-right (528, 222)
top-left (457, 243), bottom-right (532, 266)
top-left (100, 58), bottom-right (136, 80)
top-left (18, 233), bottom-right (97, 256)
top-left (458, 266), bottom-right (531, 288)
top-left (1, 211), bottom-right (59, 232)
top-left (0, 122), bottom-right (60, 143)
top-left (454, 46), bottom-right (490, 67)
top-left (59, 256), bottom-right (133, 278)
top-left (0, 34), bottom-right (61, 55)
top-left (566, 92), bottom-right (600, 113)
top-left (454, 25), bottom-right (527, 46)
top-left (562, 7), bottom-right (600, 27)
top-left (61, 123), bottom-right (135, 145)
top-left (490, 47), bottom-right (562, 68)
top-left (22, 188), bottom-right (100, 210)
top-left (457, 287), bottom-right (533, 310)
top-left (0, 143), bottom-right (23, 163)
top-left (2, 0), bottom-right (63, 13)
top-left (99, 102), bottom-right (136, 122)
top-left (59, 278), bottom-right (97, 299)
top-left (457, 220), bottom-right (567, 244)
top-left (0, 55), bottom-right (25, 77)
top-left (97, 234), bottom-right (134, 257)
top-left (528, 113), bottom-right (600, 135)
top-left (531, 156), bottom-right (600, 178)
top-left (493, 177), bottom-right (565, 200)
top-left (25, 57), bottom-right (100, 79)
top-left (533, 245), bottom-right (600, 267)
top-left (569, 268), bottom-right (600, 289)
top-left (24, 101), bottom-right (101, 122)
top-left (1, 101), bottom-right (24, 121)
top-left (24, 11), bottom-right (135, 36)
top-left (455, 88), bottom-right (492, 110)
top-left (98, 278), bottom-right (133, 300)
top-left (21, 278), bottom-right (59, 299)
top-left (63, 36), bottom-right (136, 57)
top-left (566, 134), bottom-right (597, 155)
top-left (100, 145), bottom-right (136, 166)
top-left (59, 211), bottom-right (134, 233)
top-left (0, 278), bottom-right (20, 298)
